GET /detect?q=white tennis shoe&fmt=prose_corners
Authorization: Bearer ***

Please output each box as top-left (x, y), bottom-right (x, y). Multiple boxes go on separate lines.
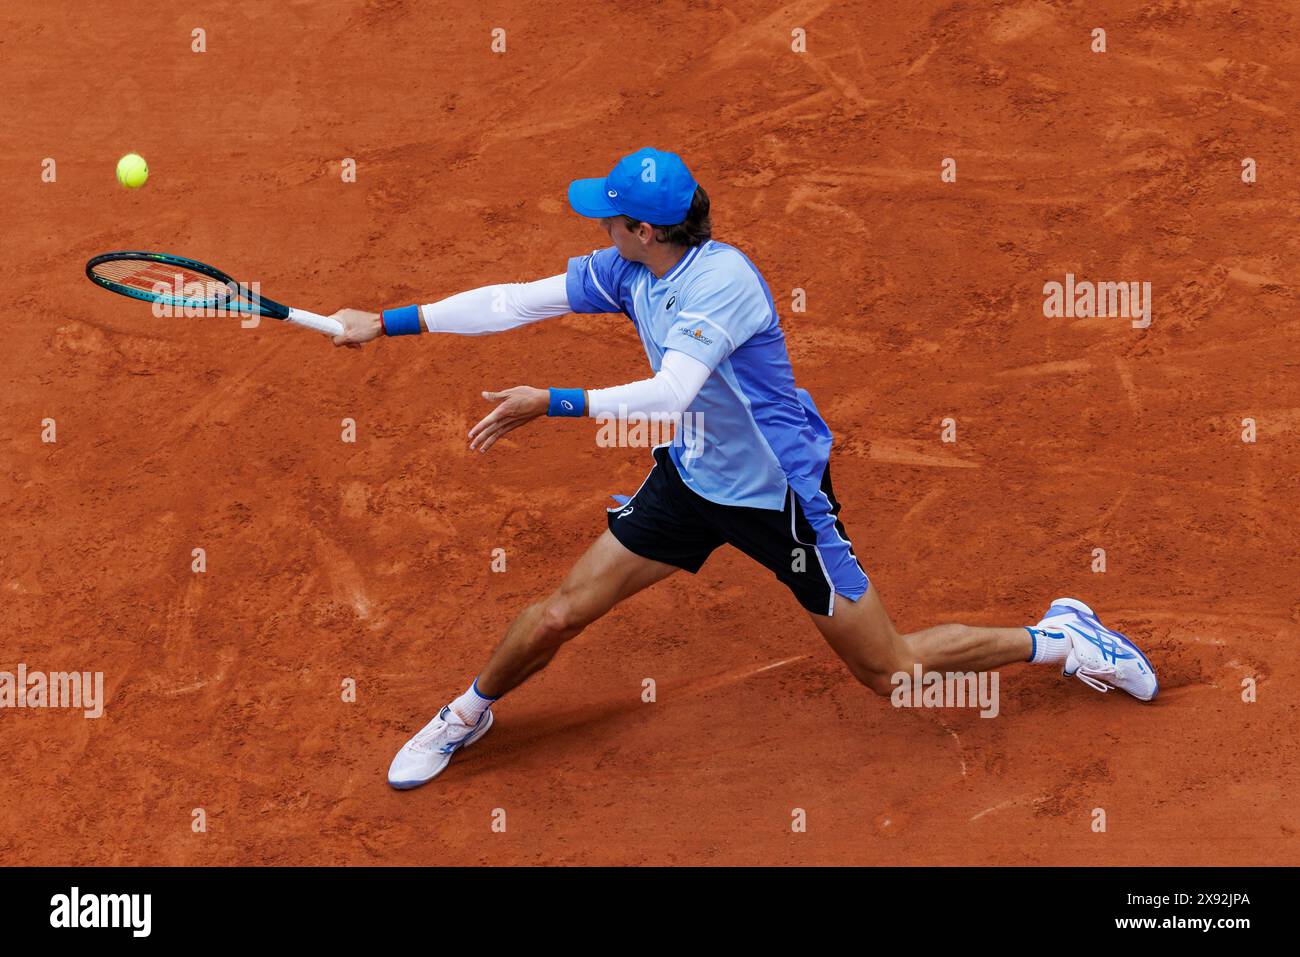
top-left (1034, 598), bottom-right (1158, 701)
top-left (388, 705), bottom-right (494, 790)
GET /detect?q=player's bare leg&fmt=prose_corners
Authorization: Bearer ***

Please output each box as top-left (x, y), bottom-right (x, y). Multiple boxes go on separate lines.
top-left (808, 583), bottom-right (1032, 695)
top-left (388, 531), bottom-right (677, 788)
top-left (476, 530), bottom-right (679, 697)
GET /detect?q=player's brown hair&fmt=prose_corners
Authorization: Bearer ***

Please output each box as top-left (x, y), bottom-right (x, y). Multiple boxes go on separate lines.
top-left (621, 186), bottom-right (711, 247)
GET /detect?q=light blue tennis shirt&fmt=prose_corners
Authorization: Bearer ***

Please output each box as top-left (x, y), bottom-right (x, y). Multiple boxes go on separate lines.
top-left (565, 240), bottom-right (833, 511)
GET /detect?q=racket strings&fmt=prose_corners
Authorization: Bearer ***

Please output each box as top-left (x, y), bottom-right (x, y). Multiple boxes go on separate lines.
top-left (89, 258), bottom-right (265, 313)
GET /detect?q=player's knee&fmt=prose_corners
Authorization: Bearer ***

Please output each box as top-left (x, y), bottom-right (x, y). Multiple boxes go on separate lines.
top-left (842, 651), bottom-right (906, 697)
top-left (536, 597), bottom-right (587, 645)
top-left (853, 665), bottom-right (899, 697)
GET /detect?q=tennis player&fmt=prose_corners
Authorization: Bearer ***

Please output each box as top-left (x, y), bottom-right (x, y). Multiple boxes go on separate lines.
top-left (329, 148), bottom-right (1159, 790)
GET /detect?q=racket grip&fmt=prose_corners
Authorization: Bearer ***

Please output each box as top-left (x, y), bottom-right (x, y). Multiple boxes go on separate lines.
top-left (286, 308), bottom-right (345, 337)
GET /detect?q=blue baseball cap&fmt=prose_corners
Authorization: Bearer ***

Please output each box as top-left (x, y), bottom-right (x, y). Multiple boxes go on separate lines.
top-left (568, 147), bottom-right (698, 225)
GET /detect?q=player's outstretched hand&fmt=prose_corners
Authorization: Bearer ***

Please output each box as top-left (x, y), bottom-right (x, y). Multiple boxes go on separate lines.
top-left (470, 387), bottom-right (550, 453)
top-left (329, 309), bottom-right (384, 348)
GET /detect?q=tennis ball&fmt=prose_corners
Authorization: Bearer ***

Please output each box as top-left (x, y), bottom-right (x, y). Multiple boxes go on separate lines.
top-left (116, 153), bottom-right (148, 189)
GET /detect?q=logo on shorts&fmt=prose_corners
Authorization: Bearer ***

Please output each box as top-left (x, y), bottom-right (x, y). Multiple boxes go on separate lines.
top-left (616, 506), bottom-right (634, 519)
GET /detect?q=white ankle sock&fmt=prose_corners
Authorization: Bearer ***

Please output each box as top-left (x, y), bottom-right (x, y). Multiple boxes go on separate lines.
top-left (1026, 626), bottom-right (1071, 665)
top-left (448, 677), bottom-right (497, 726)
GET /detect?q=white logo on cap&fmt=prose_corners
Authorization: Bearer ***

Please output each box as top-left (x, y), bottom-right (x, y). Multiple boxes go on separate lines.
top-left (607, 189), bottom-right (618, 197)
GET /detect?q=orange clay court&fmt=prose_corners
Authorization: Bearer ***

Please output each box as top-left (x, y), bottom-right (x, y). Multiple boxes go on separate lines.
top-left (1, 1), bottom-right (1297, 866)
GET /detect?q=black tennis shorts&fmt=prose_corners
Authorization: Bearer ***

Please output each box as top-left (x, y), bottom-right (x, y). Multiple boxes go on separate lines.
top-left (606, 445), bottom-right (868, 616)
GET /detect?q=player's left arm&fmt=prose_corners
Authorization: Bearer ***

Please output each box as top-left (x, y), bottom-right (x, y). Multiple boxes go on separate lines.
top-left (467, 350), bottom-right (711, 453)
top-left (469, 264), bottom-right (771, 453)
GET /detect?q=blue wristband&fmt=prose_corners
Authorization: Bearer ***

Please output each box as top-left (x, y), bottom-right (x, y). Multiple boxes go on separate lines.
top-left (547, 388), bottom-right (586, 417)
top-left (381, 304), bottom-right (422, 336)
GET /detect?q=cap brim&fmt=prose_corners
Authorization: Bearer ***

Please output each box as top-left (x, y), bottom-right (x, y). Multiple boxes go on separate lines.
top-left (567, 177), bottom-right (621, 218)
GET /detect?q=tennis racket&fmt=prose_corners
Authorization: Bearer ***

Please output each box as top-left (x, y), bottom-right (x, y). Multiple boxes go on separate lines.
top-left (85, 251), bottom-right (344, 336)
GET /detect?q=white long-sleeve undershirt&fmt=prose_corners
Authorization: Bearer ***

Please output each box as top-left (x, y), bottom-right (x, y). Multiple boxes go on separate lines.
top-left (415, 274), bottom-right (712, 419)
top-left (419, 274), bottom-right (571, 335)
top-left (587, 349), bottom-right (710, 420)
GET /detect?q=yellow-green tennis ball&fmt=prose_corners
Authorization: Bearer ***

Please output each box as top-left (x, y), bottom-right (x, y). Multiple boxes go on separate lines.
top-left (116, 153), bottom-right (148, 189)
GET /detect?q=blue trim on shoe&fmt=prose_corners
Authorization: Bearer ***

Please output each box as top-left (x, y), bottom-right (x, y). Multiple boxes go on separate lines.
top-left (1063, 622), bottom-right (1137, 665)
top-left (388, 709), bottom-right (494, 789)
top-left (1056, 600), bottom-right (1159, 697)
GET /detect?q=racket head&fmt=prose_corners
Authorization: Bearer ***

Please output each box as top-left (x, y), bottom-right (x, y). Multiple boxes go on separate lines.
top-left (85, 252), bottom-right (288, 319)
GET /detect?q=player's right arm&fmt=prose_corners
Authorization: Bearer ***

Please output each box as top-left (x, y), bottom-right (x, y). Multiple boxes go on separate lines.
top-left (328, 274), bottom-right (571, 347)
top-left (333, 243), bottom-right (642, 347)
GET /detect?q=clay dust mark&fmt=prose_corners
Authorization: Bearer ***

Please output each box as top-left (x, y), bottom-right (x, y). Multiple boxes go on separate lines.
top-left (906, 42), bottom-right (939, 75)
top-left (313, 531), bottom-right (377, 623)
top-left (1226, 92), bottom-right (1284, 117)
top-left (807, 167), bottom-right (934, 188)
top-left (483, 93), bottom-right (623, 146)
top-left (679, 655), bottom-right (808, 696)
top-left (136, 340), bottom-right (288, 471)
top-left (1227, 266), bottom-right (1283, 288)
top-left (1108, 608), bottom-right (1293, 627)
top-left (867, 439), bottom-right (981, 469)
top-left (1114, 358), bottom-right (1141, 417)
top-left (890, 485), bottom-right (947, 544)
top-left (784, 184), bottom-right (872, 236)
top-left (1109, 52), bottom-right (1200, 80)
top-left (1088, 487), bottom-right (1131, 536)
top-left (692, 90), bottom-right (833, 142)
top-left (970, 794), bottom-right (1046, 822)
top-left (703, 0), bottom-right (836, 68)
top-left (997, 358), bottom-right (1092, 378)
top-left (958, 187), bottom-right (1089, 206)
top-left (800, 57), bottom-right (882, 113)
top-left (936, 717), bottom-right (968, 778)
top-left (161, 646), bottom-right (237, 698)
top-left (986, 4), bottom-right (1057, 44)
top-left (179, 344), bottom-right (285, 431)
top-left (119, 742), bottom-right (280, 791)
top-left (163, 576), bottom-right (205, 654)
